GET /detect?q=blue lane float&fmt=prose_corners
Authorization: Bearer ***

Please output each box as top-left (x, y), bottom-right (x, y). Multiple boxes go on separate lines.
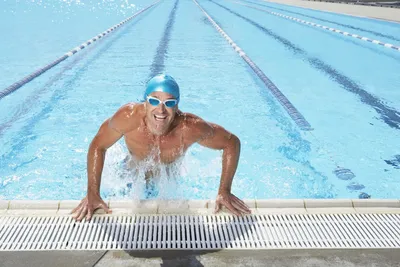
top-left (0, 0), bottom-right (161, 101)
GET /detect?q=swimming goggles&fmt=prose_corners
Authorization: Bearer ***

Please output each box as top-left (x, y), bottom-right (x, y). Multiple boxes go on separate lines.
top-left (146, 96), bottom-right (179, 108)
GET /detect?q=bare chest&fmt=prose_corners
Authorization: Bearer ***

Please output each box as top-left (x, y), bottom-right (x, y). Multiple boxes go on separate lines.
top-left (124, 129), bottom-right (187, 164)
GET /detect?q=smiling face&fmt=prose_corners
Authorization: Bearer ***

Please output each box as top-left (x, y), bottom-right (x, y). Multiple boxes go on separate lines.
top-left (144, 91), bottom-right (178, 136)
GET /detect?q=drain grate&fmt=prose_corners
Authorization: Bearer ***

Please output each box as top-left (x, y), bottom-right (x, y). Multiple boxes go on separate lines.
top-left (1, 214), bottom-right (400, 251)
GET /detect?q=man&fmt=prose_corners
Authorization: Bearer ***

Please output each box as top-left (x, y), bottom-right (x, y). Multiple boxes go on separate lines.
top-left (71, 74), bottom-right (251, 221)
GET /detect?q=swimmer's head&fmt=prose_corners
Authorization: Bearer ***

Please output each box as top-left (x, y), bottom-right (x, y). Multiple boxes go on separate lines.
top-left (144, 74), bottom-right (180, 136)
top-left (144, 74), bottom-right (180, 101)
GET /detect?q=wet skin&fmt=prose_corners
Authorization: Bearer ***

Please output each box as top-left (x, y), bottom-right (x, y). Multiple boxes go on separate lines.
top-left (71, 92), bottom-right (251, 221)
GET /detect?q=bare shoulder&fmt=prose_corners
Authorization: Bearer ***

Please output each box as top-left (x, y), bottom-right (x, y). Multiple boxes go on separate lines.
top-left (182, 112), bottom-right (212, 130)
top-left (181, 112), bottom-right (214, 141)
top-left (109, 102), bottom-right (144, 134)
top-left (181, 112), bottom-right (236, 147)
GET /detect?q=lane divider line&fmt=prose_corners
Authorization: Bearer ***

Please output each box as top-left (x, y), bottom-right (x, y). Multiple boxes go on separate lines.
top-left (0, 0), bottom-right (161, 100)
top-left (193, 0), bottom-right (313, 131)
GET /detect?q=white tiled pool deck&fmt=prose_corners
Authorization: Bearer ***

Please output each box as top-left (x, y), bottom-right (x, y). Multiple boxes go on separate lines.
top-left (265, 0), bottom-right (400, 22)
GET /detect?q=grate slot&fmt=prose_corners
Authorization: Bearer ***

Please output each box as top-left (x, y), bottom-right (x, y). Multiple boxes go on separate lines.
top-left (1, 213), bottom-right (399, 251)
top-left (11, 217), bottom-right (33, 250)
top-left (372, 214), bottom-right (400, 246)
top-left (319, 214), bottom-right (343, 248)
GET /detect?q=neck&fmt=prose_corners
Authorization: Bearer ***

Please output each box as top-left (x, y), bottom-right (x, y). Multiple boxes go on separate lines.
top-left (144, 117), bottom-right (172, 137)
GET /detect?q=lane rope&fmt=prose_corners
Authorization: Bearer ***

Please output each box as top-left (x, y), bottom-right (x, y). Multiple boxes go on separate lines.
top-left (231, 0), bottom-right (400, 52)
top-left (193, 0), bottom-right (313, 131)
top-left (0, 0), bottom-right (161, 100)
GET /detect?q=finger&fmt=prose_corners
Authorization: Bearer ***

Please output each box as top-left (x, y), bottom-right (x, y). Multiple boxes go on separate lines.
top-left (231, 196), bottom-right (251, 213)
top-left (231, 197), bottom-right (247, 209)
top-left (232, 195), bottom-right (248, 207)
top-left (232, 198), bottom-right (251, 213)
top-left (223, 201), bottom-right (241, 216)
top-left (235, 203), bottom-right (251, 214)
top-left (231, 200), bottom-right (246, 213)
top-left (86, 208), bottom-right (93, 222)
top-left (77, 206), bottom-right (88, 222)
top-left (72, 206), bottom-right (84, 219)
top-left (214, 201), bottom-right (221, 214)
top-left (70, 202), bottom-right (84, 215)
top-left (101, 202), bottom-right (112, 214)
top-left (72, 211), bottom-right (79, 220)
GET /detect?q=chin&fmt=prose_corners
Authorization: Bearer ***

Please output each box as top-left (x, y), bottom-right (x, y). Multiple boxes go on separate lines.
top-left (149, 122), bottom-right (171, 136)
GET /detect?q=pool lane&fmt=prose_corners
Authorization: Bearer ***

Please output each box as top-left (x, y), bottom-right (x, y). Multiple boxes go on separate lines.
top-left (210, 0), bottom-right (400, 127)
top-left (160, 0), bottom-right (339, 199)
top-left (0, 0), bottom-right (175, 200)
top-left (198, 0), bottom-right (400, 198)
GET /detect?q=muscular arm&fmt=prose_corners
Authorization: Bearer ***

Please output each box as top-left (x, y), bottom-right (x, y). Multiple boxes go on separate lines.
top-left (72, 103), bottom-right (140, 221)
top-left (86, 120), bottom-right (123, 196)
top-left (87, 104), bottom-right (137, 196)
top-left (186, 114), bottom-right (250, 216)
top-left (196, 121), bottom-right (240, 195)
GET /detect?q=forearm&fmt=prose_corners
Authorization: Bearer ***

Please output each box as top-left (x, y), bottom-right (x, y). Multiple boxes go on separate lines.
top-left (87, 144), bottom-right (106, 196)
top-left (218, 135), bottom-right (241, 194)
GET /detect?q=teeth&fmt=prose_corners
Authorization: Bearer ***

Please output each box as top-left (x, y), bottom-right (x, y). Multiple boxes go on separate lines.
top-left (154, 115), bottom-right (167, 120)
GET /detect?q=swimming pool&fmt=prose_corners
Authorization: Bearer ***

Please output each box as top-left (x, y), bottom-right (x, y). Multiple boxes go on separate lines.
top-left (1, 0), bottom-right (399, 201)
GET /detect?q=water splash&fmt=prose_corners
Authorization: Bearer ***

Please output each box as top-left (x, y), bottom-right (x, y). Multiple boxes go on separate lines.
top-left (100, 142), bottom-right (227, 200)
top-left (102, 141), bottom-right (185, 200)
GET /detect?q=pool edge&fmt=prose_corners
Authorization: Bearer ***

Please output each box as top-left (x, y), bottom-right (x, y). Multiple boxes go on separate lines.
top-left (1, 199), bottom-right (399, 215)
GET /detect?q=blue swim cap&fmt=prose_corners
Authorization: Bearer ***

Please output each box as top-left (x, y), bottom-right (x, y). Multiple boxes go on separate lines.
top-left (144, 74), bottom-right (180, 101)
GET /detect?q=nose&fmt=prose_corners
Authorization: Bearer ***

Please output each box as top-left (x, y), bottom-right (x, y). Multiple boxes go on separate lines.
top-left (156, 102), bottom-right (166, 113)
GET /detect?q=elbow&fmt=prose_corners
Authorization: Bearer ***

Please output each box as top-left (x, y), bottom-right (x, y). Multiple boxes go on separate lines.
top-left (89, 139), bottom-right (107, 154)
top-left (234, 134), bottom-right (241, 149)
top-left (229, 134), bottom-right (241, 151)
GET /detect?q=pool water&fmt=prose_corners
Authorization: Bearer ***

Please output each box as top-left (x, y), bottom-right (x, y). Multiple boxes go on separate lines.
top-left (0, 0), bottom-right (399, 201)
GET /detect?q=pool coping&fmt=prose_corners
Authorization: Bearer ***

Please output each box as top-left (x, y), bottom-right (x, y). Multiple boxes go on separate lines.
top-left (265, 0), bottom-right (400, 22)
top-left (1, 199), bottom-right (400, 216)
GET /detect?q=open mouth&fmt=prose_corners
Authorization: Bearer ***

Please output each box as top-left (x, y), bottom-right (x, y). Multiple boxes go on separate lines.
top-left (154, 114), bottom-right (167, 121)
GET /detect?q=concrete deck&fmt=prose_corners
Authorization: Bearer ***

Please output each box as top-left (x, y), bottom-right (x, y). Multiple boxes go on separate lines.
top-left (1, 249), bottom-right (400, 267)
top-left (0, 251), bottom-right (106, 267)
top-left (264, 0), bottom-right (400, 22)
top-left (97, 249), bottom-right (400, 267)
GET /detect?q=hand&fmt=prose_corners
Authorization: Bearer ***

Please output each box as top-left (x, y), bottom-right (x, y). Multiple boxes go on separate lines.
top-left (214, 191), bottom-right (251, 216)
top-left (71, 193), bottom-right (112, 222)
